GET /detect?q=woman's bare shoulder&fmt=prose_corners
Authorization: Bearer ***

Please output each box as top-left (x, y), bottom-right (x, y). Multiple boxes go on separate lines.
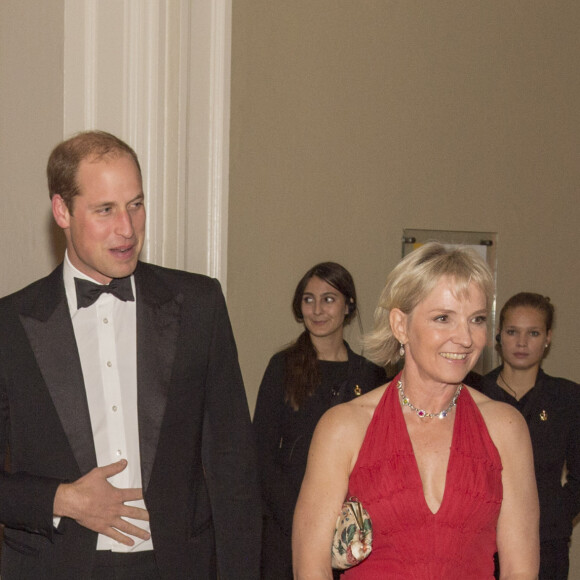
top-left (465, 385), bottom-right (529, 446)
top-left (330, 382), bottom-right (387, 421)
top-left (467, 385), bottom-right (521, 418)
top-left (314, 383), bottom-right (389, 450)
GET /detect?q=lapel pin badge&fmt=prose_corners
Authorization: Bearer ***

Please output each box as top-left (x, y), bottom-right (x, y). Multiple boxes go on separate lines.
top-left (539, 410), bottom-right (548, 422)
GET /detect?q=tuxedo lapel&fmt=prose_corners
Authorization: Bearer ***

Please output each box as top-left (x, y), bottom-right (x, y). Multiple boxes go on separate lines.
top-left (17, 265), bottom-right (97, 476)
top-left (134, 263), bottom-right (182, 492)
top-left (17, 263), bottom-right (181, 490)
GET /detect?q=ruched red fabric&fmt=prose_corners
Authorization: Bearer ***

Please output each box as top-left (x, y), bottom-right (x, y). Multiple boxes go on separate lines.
top-left (344, 376), bottom-right (502, 579)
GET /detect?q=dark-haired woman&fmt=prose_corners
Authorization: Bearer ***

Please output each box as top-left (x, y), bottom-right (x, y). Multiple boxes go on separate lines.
top-left (480, 292), bottom-right (580, 580)
top-left (253, 262), bottom-right (387, 579)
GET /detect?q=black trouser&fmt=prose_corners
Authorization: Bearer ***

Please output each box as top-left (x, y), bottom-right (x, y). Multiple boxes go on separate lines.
top-left (92, 550), bottom-right (161, 580)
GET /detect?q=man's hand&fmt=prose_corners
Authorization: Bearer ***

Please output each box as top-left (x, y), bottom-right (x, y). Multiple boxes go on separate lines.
top-left (53, 459), bottom-right (150, 546)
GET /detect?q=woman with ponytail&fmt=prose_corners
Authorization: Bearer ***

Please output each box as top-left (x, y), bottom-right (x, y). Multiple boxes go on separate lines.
top-left (480, 292), bottom-right (580, 579)
top-left (253, 262), bottom-right (387, 579)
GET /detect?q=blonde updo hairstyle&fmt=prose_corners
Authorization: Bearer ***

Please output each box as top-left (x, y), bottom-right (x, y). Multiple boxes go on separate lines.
top-left (364, 242), bottom-right (494, 368)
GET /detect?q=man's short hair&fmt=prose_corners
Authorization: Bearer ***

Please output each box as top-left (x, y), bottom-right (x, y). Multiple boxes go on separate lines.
top-left (47, 130), bottom-right (142, 212)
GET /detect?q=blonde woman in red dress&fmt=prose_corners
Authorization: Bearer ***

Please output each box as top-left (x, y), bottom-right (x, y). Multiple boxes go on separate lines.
top-left (293, 243), bottom-right (539, 579)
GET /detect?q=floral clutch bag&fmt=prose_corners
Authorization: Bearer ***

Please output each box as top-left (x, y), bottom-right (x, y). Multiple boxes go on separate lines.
top-left (331, 497), bottom-right (373, 569)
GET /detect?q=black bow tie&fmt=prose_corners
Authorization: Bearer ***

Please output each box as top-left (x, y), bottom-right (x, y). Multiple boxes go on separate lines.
top-left (74, 277), bottom-right (135, 309)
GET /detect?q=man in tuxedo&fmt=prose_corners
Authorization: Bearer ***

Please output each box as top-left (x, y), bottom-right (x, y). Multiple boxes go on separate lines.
top-left (0, 131), bottom-right (261, 579)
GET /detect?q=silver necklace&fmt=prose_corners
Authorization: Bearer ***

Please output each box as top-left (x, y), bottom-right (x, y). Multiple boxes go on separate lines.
top-left (397, 379), bottom-right (462, 419)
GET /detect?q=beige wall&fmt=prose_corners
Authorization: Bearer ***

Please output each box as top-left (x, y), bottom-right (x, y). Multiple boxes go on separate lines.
top-left (228, 0), bottom-right (580, 574)
top-left (0, 0), bottom-right (65, 296)
top-left (229, 0), bottom-right (580, 404)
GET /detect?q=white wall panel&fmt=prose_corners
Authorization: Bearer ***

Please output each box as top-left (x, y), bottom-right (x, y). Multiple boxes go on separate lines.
top-left (63, 0), bottom-right (231, 286)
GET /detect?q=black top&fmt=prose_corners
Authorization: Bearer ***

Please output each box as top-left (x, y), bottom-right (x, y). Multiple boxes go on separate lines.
top-left (253, 341), bottom-right (388, 536)
top-left (479, 367), bottom-right (580, 541)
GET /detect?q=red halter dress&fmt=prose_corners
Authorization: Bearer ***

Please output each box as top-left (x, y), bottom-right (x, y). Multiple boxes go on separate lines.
top-left (344, 376), bottom-right (503, 579)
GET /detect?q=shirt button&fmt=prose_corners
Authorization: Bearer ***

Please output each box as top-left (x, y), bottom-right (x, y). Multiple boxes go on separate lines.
top-left (106, 361), bottom-right (112, 368)
top-left (103, 318), bottom-right (109, 324)
top-left (112, 405), bottom-right (118, 412)
top-left (116, 449), bottom-right (122, 457)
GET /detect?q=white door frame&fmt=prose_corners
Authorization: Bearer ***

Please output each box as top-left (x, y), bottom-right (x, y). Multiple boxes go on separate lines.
top-left (63, 0), bottom-right (231, 289)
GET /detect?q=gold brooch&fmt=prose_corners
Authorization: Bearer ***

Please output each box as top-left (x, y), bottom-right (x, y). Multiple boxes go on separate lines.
top-left (539, 410), bottom-right (548, 422)
top-left (354, 385), bottom-right (362, 396)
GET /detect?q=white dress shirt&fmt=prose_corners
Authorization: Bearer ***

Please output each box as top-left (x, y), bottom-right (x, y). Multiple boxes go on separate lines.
top-left (62, 253), bottom-right (153, 552)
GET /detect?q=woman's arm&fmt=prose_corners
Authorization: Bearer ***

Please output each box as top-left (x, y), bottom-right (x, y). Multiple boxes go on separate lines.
top-left (292, 403), bottom-right (366, 580)
top-left (485, 400), bottom-right (540, 580)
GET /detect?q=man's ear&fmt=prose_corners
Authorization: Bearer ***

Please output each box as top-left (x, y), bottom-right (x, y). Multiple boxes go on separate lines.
top-left (389, 308), bottom-right (409, 344)
top-left (52, 195), bottom-right (71, 230)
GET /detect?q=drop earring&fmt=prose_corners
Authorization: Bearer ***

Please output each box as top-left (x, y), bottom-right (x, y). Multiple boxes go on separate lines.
top-left (399, 343), bottom-right (405, 357)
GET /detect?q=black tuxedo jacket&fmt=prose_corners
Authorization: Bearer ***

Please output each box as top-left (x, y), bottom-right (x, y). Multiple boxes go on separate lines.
top-left (0, 262), bottom-right (261, 579)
